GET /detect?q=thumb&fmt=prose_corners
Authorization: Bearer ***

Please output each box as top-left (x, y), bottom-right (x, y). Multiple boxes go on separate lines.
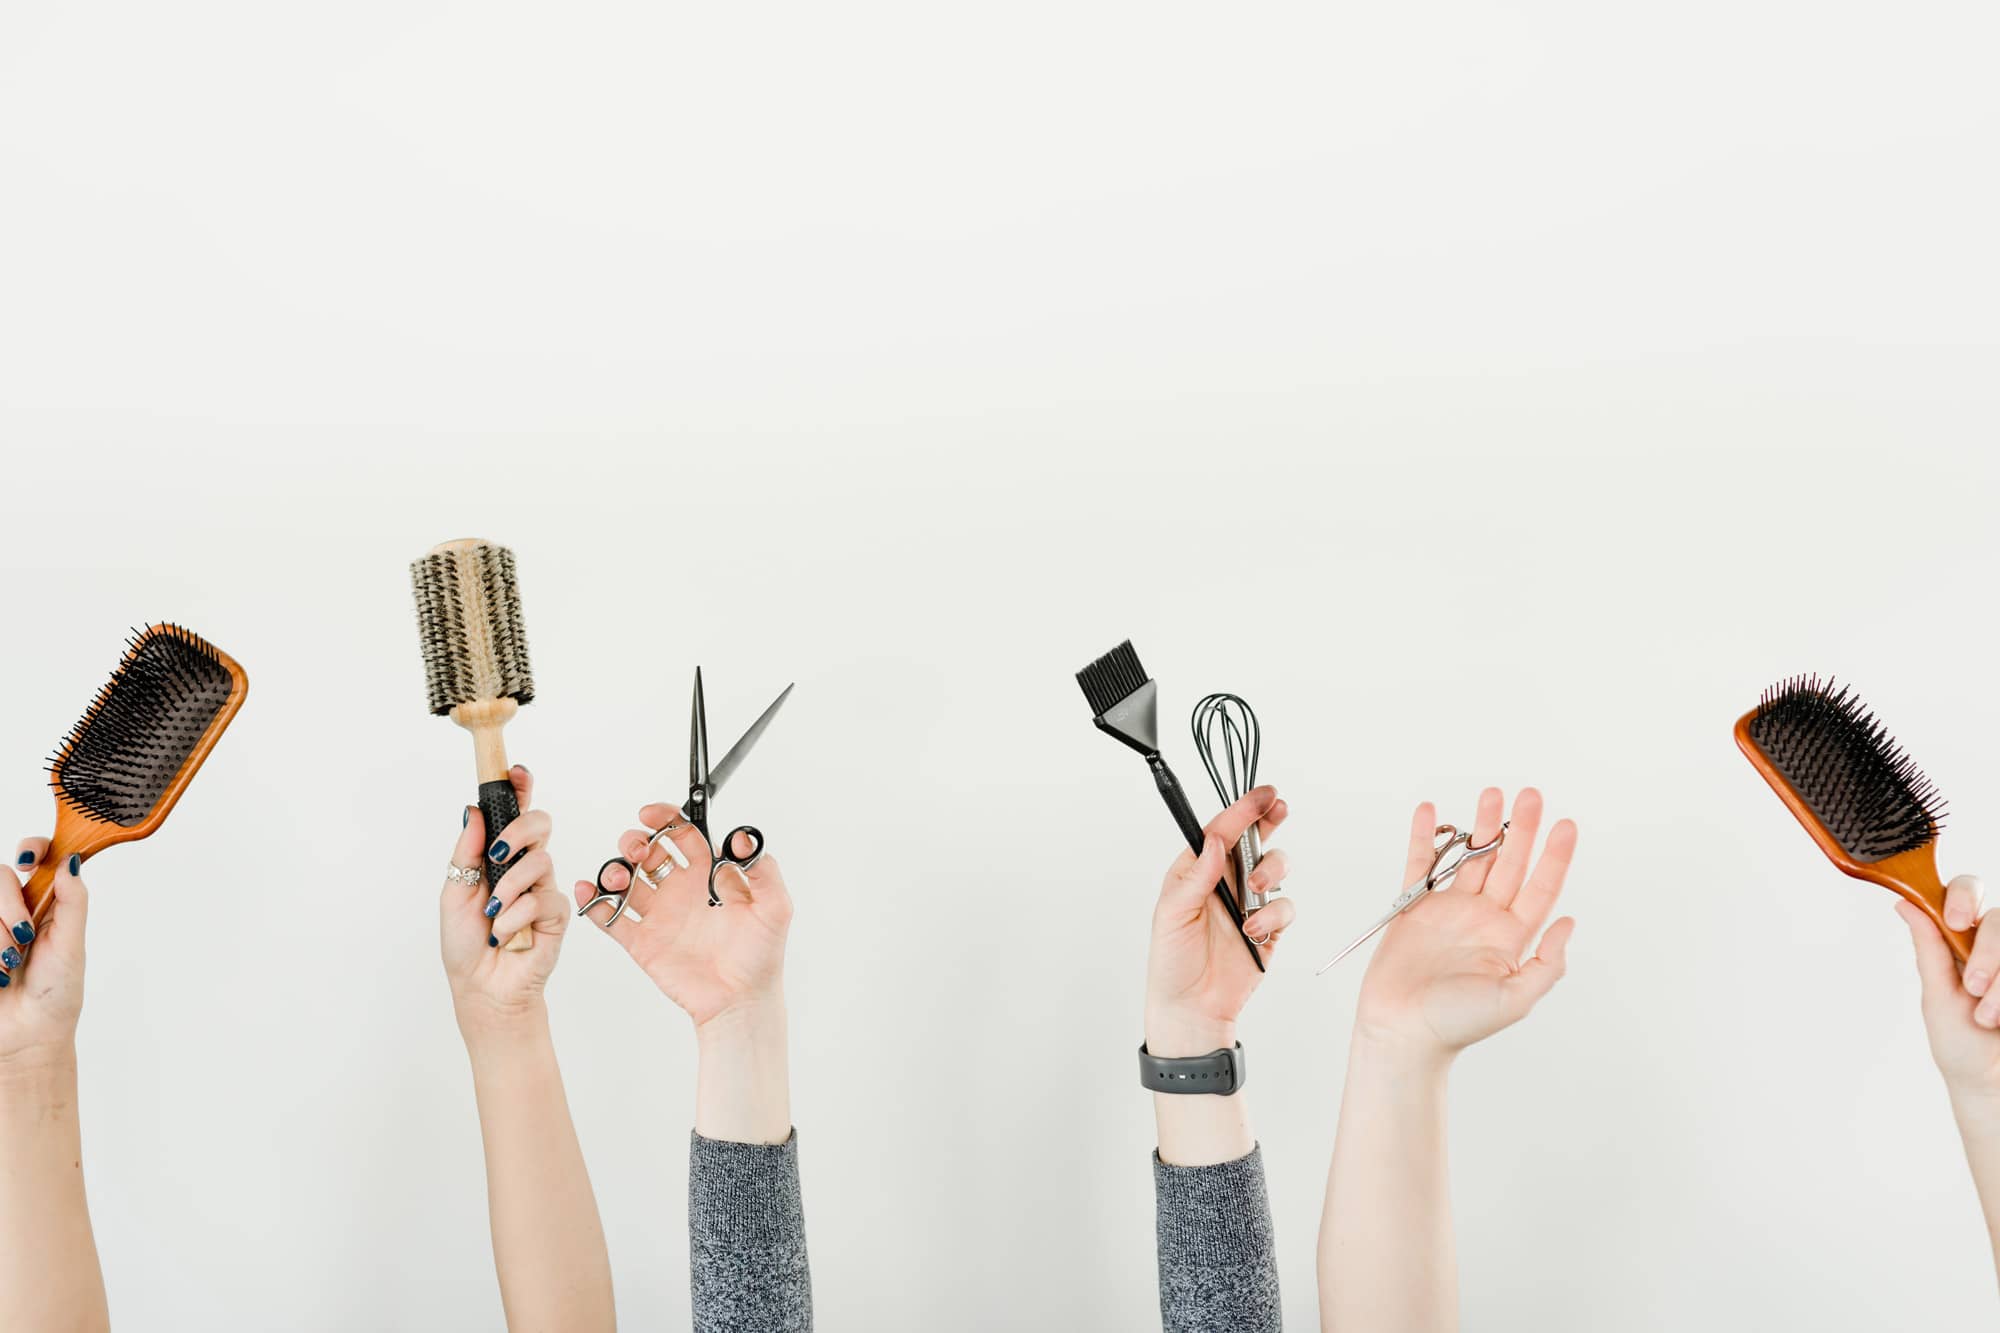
top-left (1895, 901), bottom-right (1959, 999)
top-left (1504, 916), bottom-right (1575, 1015)
top-left (1162, 835), bottom-right (1227, 913)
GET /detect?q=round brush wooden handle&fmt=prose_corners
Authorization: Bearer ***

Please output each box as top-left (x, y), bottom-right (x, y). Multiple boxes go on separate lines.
top-left (478, 778), bottom-right (535, 953)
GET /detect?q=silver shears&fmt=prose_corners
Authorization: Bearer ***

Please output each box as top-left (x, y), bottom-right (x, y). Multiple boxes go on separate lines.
top-left (1316, 821), bottom-right (1509, 974)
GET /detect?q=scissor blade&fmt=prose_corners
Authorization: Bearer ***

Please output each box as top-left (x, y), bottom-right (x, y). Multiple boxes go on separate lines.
top-left (690, 667), bottom-right (709, 788)
top-left (706, 683), bottom-right (794, 798)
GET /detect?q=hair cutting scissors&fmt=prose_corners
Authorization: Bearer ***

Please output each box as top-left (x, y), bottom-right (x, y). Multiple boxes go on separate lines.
top-left (1315, 821), bottom-right (1509, 974)
top-left (580, 667), bottom-right (793, 925)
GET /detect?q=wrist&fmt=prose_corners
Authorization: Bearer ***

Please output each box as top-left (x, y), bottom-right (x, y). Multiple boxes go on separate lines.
top-left (1144, 1009), bottom-right (1238, 1059)
top-left (0, 1041), bottom-right (80, 1094)
top-left (695, 992), bottom-right (787, 1051)
top-left (1347, 1027), bottom-right (1455, 1085)
top-left (454, 993), bottom-right (551, 1051)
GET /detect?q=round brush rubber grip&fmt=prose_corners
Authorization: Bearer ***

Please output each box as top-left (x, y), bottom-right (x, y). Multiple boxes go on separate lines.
top-left (479, 778), bottom-right (534, 953)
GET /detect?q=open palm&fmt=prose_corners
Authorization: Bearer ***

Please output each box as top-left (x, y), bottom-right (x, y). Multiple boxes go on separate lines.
top-left (1356, 787), bottom-right (1577, 1056)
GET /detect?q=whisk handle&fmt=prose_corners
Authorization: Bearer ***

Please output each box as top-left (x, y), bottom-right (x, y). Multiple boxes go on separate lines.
top-left (1148, 755), bottom-right (1266, 973)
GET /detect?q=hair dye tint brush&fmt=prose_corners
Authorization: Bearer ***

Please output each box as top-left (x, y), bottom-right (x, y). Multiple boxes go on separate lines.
top-left (1736, 675), bottom-right (1971, 964)
top-left (411, 538), bottom-right (537, 952)
top-left (28, 624), bottom-right (248, 930)
top-left (1076, 640), bottom-right (1264, 972)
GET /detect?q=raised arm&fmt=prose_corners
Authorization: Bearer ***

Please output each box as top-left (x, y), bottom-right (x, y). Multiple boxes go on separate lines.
top-left (1145, 786), bottom-right (1296, 1333)
top-left (443, 766), bottom-right (614, 1333)
top-left (1898, 877), bottom-right (2000, 1280)
top-left (0, 843), bottom-right (108, 1332)
top-left (1318, 787), bottom-right (1576, 1333)
top-left (576, 803), bottom-right (809, 1333)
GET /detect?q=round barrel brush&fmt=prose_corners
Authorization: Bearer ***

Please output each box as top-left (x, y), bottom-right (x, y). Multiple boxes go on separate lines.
top-left (410, 539), bottom-right (537, 952)
top-left (1736, 674), bottom-right (1972, 964)
top-left (27, 624), bottom-right (248, 930)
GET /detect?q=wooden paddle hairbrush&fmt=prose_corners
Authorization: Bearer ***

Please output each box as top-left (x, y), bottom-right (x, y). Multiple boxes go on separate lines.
top-left (28, 624), bottom-right (248, 929)
top-left (1735, 675), bottom-right (1971, 964)
top-left (410, 538), bottom-right (537, 952)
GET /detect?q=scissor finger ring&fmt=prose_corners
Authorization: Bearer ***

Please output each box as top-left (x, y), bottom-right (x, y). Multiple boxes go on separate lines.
top-left (645, 827), bottom-right (692, 871)
top-left (577, 888), bottom-right (631, 925)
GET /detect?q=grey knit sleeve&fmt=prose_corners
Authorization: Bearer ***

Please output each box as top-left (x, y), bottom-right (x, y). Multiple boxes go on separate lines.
top-left (1153, 1145), bottom-right (1282, 1332)
top-left (689, 1129), bottom-right (813, 1333)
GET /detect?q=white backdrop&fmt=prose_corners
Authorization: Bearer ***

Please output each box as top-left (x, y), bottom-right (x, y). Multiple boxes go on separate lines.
top-left (2, 4), bottom-right (1998, 1330)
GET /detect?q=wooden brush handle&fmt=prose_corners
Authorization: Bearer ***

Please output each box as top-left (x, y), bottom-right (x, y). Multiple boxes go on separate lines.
top-left (1874, 847), bottom-right (1977, 967)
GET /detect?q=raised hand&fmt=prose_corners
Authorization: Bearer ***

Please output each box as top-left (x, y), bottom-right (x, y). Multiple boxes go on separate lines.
top-left (0, 841), bottom-right (88, 1063)
top-left (573, 803), bottom-right (793, 1028)
top-left (1145, 786), bottom-right (1295, 1057)
top-left (440, 765), bottom-right (570, 1030)
top-left (1355, 787), bottom-right (1577, 1062)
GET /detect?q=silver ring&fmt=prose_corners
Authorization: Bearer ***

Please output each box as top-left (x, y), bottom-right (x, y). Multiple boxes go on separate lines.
top-left (447, 863), bottom-right (482, 886)
top-left (640, 860), bottom-right (674, 886)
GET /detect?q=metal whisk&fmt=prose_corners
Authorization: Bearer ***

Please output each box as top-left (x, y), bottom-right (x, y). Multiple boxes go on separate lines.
top-left (1191, 693), bottom-right (1267, 913)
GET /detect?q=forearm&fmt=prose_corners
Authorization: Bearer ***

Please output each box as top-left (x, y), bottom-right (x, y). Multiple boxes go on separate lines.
top-left (689, 996), bottom-right (811, 1331)
top-left (461, 1007), bottom-right (614, 1333)
top-left (1949, 1088), bottom-right (2000, 1281)
top-left (1318, 1037), bottom-right (1455, 1333)
top-left (695, 996), bottom-right (791, 1144)
top-left (0, 1048), bottom-right (109, 1333)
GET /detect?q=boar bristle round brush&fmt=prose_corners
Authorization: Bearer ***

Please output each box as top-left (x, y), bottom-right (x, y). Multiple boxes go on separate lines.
top-left (29, 624), bottom-right (248, 930)
top-left (1735, 675), bottom-right (1969, 963)
top-left (410, 538), bottom-right (537, 952)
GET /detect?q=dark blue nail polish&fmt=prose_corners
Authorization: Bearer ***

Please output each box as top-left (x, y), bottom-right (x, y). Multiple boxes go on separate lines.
top-left (0, 972), bottom-right (10, 988)
top-left (66, 854), bottom-right (79, 876)
top-left (11, 921), bottom-right (33, 946)
top-left (487, 840), bottom-right (510, 863)
top-left (1, 948), bottom-right (18, 970)
top-left (15, 852), bottom-right (30, 866)
top-left (484, 896), bottom-right (502, 919)
top-left (462, 807), bottom-right (470, 828)
top-left (488, 934), bottom-right (499, 948)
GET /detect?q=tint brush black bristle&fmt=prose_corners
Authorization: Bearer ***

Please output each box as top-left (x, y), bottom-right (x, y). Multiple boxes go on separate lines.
top-left (49, 625), bottom-right (237, 827)
top-left (1748, 675), bottom-right (1945, 862)
top-left (1076, 639), bottom-right (1150, 717)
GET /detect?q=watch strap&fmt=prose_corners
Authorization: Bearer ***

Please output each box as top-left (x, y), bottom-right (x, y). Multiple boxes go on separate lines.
top-left (1137, 1041), bottom-right (1246, 1096)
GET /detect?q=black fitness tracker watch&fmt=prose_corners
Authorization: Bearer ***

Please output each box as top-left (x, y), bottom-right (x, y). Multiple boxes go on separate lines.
top-left (1137, 1042), bottom-right (1247, 1096)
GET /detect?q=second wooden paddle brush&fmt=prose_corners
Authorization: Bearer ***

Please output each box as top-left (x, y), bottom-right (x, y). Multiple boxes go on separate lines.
top-left (1736, 674), bottom-right (1972, 964)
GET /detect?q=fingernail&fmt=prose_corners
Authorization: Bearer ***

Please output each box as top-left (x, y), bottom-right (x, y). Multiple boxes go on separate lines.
top-left (15, 852), bottom-right (30, 866)
top-left (1950, 908), bottom-right (1973, 930)
top-left (11, 921), bottom-right (34, 946)
top-left (1968, 970), bottom-right (1991, 998)
top-left (487, 840), bottom-right (510, 863)
top-left (1980, 1002), bottom-right (2000, 1030)
top-left (0, 972), bottom-right (10, 988)
top-left (514, 765), bottom-right (531, 779)
top-left (488, 934), bottom-right (499, 948)
top-left (462, 807), bottom-right (470, 828)
top-left (66, 854), bottom-right (79, 876)
top-left (484, 896), bottom-right (502, 919)
top-left (0, 947), bottom-right (18, 969)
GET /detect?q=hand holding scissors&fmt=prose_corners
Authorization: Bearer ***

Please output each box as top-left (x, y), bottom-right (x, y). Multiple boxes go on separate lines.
top-left (580, 668), bottom-right (792, 925)
top-left (1317, 821), bottom-right (1510, 974)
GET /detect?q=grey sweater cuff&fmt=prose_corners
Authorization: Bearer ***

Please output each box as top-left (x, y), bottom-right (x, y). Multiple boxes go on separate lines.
top-left (690, 1129), bottom-right (813, 1332)
top-left (1153, 1145), bottom-right (1282, 1332)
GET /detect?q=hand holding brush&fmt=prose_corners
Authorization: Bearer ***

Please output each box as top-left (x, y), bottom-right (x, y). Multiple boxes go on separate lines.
top-left (1897, 880), bottom-right (2000, 1281)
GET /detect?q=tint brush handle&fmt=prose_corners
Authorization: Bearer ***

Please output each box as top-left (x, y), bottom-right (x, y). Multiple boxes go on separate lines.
top-left (1149, 755), bottom-right (1266, 973)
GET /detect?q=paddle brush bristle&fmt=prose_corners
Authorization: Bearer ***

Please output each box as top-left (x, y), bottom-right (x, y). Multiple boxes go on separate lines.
top-left (1746, 675), bottom-right (1945, 862)
top-left (51, 624), bottom-right (241, 827)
